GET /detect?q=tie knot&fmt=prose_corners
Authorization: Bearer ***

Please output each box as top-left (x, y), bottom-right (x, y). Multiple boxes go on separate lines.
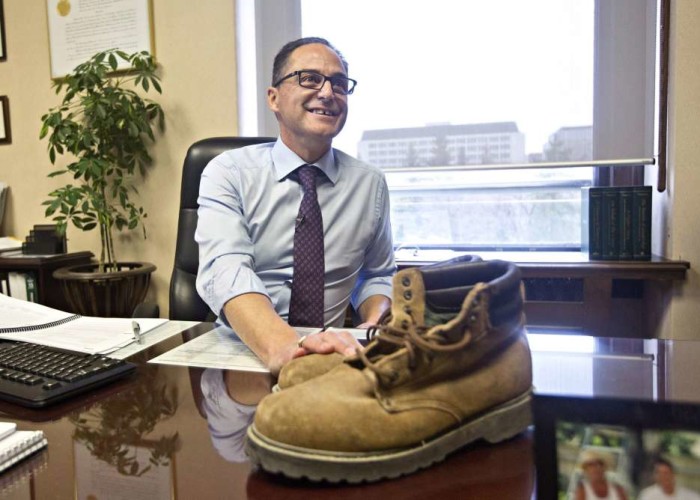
top-left (298, 165), bottom-right (318, 191)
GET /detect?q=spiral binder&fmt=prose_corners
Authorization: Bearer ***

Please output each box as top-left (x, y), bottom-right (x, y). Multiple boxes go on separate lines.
top-left (0, 427), bottom-right (47, 474)
top-left (0, 314), bottom-right (80, 334)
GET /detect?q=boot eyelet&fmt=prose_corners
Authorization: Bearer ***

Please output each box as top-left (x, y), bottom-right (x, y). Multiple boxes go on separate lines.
top-left (469, 314), bottom-right (477, 324)
top-left (401, 320), bottom-right (409, 330)
top-left (403, 305), bottom-right (411, 313)
top-left (403, 290), bottom-right (412, 300)
top-left (401, 277), bottom-right (411, 287)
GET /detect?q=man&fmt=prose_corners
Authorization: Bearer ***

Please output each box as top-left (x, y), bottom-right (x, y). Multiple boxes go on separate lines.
top-left (574, 449), bottom-right (628, 500)
top-left (639, 458), bottom-right (700, 500)
top-left (196, 37), bottom-right (395, 375)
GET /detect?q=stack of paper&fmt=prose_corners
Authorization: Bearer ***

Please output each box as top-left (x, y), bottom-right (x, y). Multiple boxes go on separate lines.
top-left (0, 422), bottom-right (47, 474)
top-left (0, 293), bottom-right (167, 354)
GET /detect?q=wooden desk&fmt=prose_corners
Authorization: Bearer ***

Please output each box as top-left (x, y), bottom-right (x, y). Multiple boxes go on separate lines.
top-left (0, 251), bottom-right (93, 313)
top-left (0, 324), bottom-right (697, 499)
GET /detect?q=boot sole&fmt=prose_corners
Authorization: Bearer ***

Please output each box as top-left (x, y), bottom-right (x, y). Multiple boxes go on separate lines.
top-left (245, 388), bottom-right (533, 483)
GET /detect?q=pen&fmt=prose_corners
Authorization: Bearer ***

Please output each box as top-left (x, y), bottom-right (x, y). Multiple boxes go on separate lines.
top-left (131, 320), bottom-right (143, 344)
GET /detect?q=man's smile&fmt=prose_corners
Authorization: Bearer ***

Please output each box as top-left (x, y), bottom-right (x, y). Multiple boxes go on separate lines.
top-left (306, 107), bottom-right (338, 117)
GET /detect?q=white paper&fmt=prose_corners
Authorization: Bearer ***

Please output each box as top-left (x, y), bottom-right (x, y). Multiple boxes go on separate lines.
top-left (0, 292), bottom-right (74, 328)
top-left (110, 320), bottom-right (199, 360)
top-left (148, 325), bottom-right (369, 371)
top-left (149, 326), bottom-right (270, 372)
top-left (0, 293), bottom-right (167, 354)
top-left (46, 0), bottom-right (152, 78)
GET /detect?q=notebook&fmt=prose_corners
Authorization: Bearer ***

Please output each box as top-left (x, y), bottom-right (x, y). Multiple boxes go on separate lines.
top-left (0, 422), bottom-right (47, 474)
top-left (0, 293), bottom-right (167, 354)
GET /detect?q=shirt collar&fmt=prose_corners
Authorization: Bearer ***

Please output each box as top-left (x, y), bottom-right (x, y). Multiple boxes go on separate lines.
top-left (272, 138), bottom-right (339, 185)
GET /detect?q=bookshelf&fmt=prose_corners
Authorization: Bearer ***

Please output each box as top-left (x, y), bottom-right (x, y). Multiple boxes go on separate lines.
top-left (0, 251), bottom-right (93, 313)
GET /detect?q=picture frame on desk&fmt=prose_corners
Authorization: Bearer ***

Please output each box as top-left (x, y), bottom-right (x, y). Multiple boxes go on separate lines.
top-left (534, 395), bottom-right (700, 500)
top-left (73, 439), bottom-right (176, 499)
top-left (0, 96), bottom-right (11, 145)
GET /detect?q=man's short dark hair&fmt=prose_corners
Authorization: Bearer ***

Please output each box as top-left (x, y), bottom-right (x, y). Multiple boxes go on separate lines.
top-left (654, 457), bottom-right (675, 472)
top-left (271, 37), bottom-right (349, 86)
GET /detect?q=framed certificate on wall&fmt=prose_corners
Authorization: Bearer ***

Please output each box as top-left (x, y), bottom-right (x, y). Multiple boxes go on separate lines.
top-left (46, 0), bottom-right (154, 78)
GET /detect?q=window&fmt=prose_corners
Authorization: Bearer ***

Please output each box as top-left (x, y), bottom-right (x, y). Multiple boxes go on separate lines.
top-left (236, 0), bottom-right (659, 255)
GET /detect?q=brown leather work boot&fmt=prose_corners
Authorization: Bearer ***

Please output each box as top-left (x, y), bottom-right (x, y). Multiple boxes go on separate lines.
top-left (275, 352), bottom-right (344, 391)
top-left (275, 254), bottom-right (484, 391)
top-left (246, 259), bottom-right (532, 483)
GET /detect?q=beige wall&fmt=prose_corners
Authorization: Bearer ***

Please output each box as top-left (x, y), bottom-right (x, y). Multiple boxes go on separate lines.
top-left (654, 0), bottom-right (700, 339)
top-left (0, 0), bottom-right (238, 316)
top-left (1, 1), bottom-right (699, 337)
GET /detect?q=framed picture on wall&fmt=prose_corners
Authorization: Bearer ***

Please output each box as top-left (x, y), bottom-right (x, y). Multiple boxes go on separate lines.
top-left (46, 0), bottom-right (154, 78)
top-left (0, 0), bottom-right (7, 62)
top-left (0, 96), bottom-right (10, 145)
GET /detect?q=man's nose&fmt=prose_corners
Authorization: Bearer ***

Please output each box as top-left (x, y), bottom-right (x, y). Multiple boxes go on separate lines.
top-left (317, 79), bottom-right (335, 98)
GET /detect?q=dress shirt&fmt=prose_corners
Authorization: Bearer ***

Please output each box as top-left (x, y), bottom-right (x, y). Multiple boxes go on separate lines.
top-left (196, 138), bottom-right (395, 328)
top-left (200, 368), bottom-right (255, 463)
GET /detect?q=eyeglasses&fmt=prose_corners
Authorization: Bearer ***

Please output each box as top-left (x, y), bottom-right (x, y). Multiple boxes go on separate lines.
top-left (273, 70), bottom-right (357, 95)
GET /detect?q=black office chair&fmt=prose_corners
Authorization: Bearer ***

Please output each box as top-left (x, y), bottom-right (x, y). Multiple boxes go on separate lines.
top-left (169, 136), bottom-right (275, 321)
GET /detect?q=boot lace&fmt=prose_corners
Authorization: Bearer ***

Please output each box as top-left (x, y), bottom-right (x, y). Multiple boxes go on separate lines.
top-left (355, 283), bottom-right (488, 382)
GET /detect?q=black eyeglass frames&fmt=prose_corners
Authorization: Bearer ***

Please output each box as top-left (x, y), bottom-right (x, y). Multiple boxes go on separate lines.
top-left (273, 70), bottom-right (357, 95)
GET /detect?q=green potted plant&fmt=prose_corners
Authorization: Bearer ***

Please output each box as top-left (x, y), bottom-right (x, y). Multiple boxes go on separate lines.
top-left (40, 49), bottom-right (165, 317)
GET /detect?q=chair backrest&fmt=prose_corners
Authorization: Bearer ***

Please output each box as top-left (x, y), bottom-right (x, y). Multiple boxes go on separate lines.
top-left (169, 136), bottom-right (275, 321)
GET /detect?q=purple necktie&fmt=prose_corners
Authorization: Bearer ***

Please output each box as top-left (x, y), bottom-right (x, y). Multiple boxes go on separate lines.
top-left (288, 165), bottom-right (325, 327)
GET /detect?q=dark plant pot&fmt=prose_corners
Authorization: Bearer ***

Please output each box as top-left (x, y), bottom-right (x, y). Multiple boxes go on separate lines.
top-left (53, 262), bottom-right (156, 317)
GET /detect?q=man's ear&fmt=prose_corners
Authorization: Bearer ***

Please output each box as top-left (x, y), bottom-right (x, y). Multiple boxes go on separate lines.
top-left (267, 87), bottom-right (279, 113)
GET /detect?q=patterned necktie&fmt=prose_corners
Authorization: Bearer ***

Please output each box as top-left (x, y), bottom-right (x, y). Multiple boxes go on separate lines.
top-left (288, 165), bottom-right (325, 327)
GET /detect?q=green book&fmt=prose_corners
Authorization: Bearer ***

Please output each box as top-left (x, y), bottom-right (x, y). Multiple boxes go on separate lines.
top-left (632, 186), bottom-right (652, 260)
top-left (618, 187), bottom-right (634, 260)
top-left (581, 187), bottom-right (603, 260)
top-left (601, 187), bottom-right (620, 260)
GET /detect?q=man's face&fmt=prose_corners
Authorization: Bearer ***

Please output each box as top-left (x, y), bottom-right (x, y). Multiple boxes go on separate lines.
top-left (267, 44), bottom-right (349, 156)
top-left (582, 460), bottom-right (606, 481)
top-left (654, 464), bottom-right (675, 492)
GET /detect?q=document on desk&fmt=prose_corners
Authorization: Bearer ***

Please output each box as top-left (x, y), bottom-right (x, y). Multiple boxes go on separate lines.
top-left (0, 293), bottom-right (167, 354)
top-left (148, 325), bottom-right (368, 371)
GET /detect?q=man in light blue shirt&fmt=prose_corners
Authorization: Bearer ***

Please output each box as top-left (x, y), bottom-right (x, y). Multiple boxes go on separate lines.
top-left (196, 37), bottom-right (395, 375)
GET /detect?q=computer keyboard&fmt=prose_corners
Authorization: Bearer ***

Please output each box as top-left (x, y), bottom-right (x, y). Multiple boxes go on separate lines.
top-left (0, 340), bottom-right (137, 408)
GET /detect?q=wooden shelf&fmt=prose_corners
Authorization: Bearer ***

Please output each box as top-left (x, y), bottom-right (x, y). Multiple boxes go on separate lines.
top-left (0, 251), bottom-right (94, 312)
top-left (397, 253), bottom-right (690, 338)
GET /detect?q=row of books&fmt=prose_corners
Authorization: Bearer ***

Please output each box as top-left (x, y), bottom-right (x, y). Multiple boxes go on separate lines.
top-left (0, 272), bottom-right (38, 302)
top-left (581, 186), bottom-right (652, 261)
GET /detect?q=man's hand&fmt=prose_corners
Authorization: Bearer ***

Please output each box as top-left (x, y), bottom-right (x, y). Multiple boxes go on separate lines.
top-left (297, 329), bottom-right (361, 357)
top-left (265, 329), bottom-right (361, 375)
top-left (224, 294), bottom-right (363, 376)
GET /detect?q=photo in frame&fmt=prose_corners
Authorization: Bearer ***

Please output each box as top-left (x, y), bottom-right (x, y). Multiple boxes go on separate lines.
top-left (46, 0), bottom-right (154, 78)
top-left (0, 0), bottom-right (6, 62)
top-left (534, 394), bottom-right (700, 499)
top-left (0, 96), bottom-right (10, 145)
